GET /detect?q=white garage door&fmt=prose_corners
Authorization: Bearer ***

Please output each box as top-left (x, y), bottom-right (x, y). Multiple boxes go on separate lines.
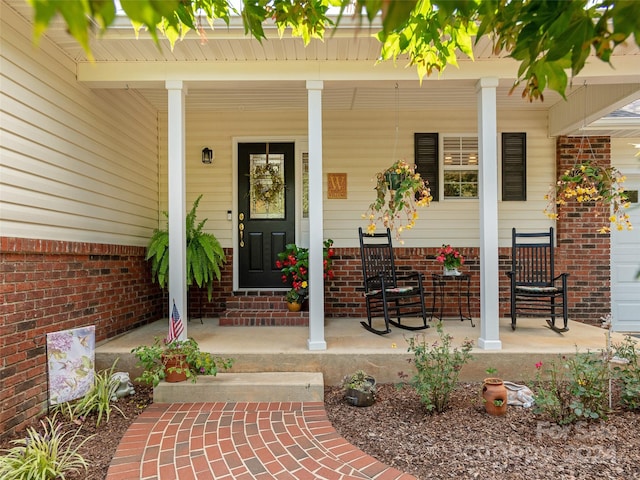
top-left (611, 175), bottom-right (640, 332)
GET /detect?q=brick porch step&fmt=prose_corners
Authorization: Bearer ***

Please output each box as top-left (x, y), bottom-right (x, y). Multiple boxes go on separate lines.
top-left (219, 293), bottom-right (309, 326)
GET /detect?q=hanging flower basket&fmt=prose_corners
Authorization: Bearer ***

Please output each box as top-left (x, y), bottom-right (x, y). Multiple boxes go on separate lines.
top-left (363, 160), bottom-right (432, 242)
top-left (384, 171), bottom-right (405, 191)
top-left (544, 159), bottom-right (632, 233)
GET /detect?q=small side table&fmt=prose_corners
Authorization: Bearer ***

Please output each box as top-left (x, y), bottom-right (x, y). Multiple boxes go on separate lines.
top-left (430, 273), bottom-right (475, 327)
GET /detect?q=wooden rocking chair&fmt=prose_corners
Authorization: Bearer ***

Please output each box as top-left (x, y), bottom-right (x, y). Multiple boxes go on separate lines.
top-left (358, 227), bottom-right (430, 335)
top-left (506, 227), bottom-right (569, 333)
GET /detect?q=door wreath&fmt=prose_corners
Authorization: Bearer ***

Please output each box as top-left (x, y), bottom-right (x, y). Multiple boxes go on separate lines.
top-left (250, 163), bottom-right (285, 205)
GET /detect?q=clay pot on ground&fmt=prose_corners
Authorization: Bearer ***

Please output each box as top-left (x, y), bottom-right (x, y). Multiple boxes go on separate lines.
top-left (482, 378), bottom-right (508, 416)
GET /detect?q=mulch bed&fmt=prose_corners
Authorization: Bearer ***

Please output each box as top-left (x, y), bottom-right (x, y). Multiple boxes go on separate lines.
top-left (2, 383), bottom-right (640, 480)
top-left (324, 383), bottom-right (640, 480)
top-left (0, 387), bottom-right (153, 480)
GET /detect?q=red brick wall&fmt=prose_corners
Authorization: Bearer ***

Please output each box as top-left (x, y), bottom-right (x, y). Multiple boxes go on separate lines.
top-left (181, 248), bottom-right (234, 319)
top-left (0, 237), bottom-right (164, 441)
top-left (322, 246), bottom-right (485, 318)
top-left (193, 245), bottom-right (542, 320)
top-left (554, 136), bottom-right (611, 325)
top-left (320, 246), bottom-right (513, 319)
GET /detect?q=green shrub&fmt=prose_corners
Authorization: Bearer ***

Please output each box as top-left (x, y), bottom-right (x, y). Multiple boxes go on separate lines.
top-left (132, 337), bottom-right (234, 387)
top-left (533, 351), bottom-right (609, 425)
top-left (52, 360), bottom-right (125, 426)
top-left (612, 336), bottom-right (640, 410)
top-left (73, 360), bottom-right (125, 426)
top-left (403, 322), bottom-right (474, 413)
top-left (0, 415), bottom-right (92, 480)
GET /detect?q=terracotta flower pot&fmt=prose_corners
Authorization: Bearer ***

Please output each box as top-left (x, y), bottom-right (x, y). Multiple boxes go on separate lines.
top-left (162, 354), bottom-right (188, 383)
top-left (482, 378), bottom-right (508, 416)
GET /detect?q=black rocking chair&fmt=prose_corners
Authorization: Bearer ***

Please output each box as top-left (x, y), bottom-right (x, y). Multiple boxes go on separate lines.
top-left (358, 227), bottom-right (430, 335)
top-left (506, 227), bottom-right (569, 333)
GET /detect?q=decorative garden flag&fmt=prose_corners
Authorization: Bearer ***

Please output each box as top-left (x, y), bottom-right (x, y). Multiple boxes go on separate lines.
top-left (167, 301), bottom-right (184, 343)
top-left (46, 325), bottom-right (95, 405)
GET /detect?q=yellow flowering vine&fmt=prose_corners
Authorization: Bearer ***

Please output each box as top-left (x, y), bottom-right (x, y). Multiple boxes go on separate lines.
top-left (363, 160), bottom-right (432, 243)
top-left (544, 160), bottom-right (632, 233)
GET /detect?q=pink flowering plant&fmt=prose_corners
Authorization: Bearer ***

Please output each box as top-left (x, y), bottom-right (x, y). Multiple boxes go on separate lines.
top-left (532, 352), bottom-right (609, 425)
top-left (436, 244), bottom-right (464, 271)
top-left (276, 239), bottom-right (335, 303)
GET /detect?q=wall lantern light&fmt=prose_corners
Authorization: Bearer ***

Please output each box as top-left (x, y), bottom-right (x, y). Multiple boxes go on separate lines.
top-left (202, 147), bottom-right (214, 164)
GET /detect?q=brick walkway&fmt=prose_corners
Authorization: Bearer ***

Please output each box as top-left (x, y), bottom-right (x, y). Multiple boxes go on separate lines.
top-left (106, 402), bottom-right (415, 480)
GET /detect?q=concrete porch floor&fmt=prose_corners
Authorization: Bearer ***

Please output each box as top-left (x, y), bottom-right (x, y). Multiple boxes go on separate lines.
top-left (95, 316), bottom-right (630, 386)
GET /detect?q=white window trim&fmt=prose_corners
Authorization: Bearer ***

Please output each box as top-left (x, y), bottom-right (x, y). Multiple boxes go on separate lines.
top-left (440, 133), bottom-right (479, 200)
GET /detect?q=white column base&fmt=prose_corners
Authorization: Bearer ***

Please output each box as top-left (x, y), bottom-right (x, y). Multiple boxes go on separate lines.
top-left (307, 339), bottom-right (327, 351)
top-left (477, 338), bottom-right (503, 350)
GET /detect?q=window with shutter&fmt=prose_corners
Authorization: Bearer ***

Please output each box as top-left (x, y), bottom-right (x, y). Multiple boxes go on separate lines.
top-left (414, 133), bottom-right (439, 202)
top-left (442, 135), bottom-right (479, 199)
top-left (502, 133), bottom-right (527, 201)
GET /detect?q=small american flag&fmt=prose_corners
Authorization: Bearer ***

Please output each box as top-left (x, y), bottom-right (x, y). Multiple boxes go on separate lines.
top-left (167, 301), bottom-right (184, 343)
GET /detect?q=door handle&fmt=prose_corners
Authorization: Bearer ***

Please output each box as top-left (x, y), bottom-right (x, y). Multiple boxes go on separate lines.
top-left (239, 220), bottom-right (245, 247)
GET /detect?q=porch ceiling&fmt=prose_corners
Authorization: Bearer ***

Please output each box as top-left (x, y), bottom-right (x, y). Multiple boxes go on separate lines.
top-left (6, 0), bottom-right (640, 137)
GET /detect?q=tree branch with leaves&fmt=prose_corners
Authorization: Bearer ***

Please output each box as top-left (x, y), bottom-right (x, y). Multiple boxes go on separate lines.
top-left (26, 0), bottom-right (640, 102)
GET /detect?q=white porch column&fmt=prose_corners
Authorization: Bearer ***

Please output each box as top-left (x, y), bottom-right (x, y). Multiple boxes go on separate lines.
top-left (166, 80), bottom-right (188, 340)
top-left (476, 77), bottom-right (502, 350)
top-left (306, 80), bottom-right (327, 351)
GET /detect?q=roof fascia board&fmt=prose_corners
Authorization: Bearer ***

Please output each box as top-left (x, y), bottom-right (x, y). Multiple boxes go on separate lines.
top-left (549, 83), bottom-right (640, 137)
top-left (77, 57), bottom-right (526, 85)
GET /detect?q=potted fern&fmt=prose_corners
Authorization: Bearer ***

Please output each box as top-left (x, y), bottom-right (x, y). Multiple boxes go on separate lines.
top-left (146, 194), bottom-right (225, 302)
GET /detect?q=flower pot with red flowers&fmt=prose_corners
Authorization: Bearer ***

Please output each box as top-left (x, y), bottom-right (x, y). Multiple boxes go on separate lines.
top-left (285, 288), bottom-right (304, 311)
top-left (436, 244), bottom-right (464, 275)
top-left (276, 239), bottom-right (335, 307)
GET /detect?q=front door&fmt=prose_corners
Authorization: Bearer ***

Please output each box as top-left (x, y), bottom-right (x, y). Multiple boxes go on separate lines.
top-left (237, 142), bottom-right (295, 288)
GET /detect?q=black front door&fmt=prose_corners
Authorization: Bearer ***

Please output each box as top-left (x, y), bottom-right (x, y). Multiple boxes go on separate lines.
top-left (238, 142), bottom-right (295, 288)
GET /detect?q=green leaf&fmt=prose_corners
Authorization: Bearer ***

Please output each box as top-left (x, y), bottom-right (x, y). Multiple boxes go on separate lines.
top-left (382, 0), bottom-right (417, 35)
top-left (544, 60), bottom-right (569, 96)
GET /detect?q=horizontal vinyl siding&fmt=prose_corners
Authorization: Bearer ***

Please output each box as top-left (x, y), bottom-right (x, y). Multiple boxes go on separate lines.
top-left (0, 5), bottom-right (159, 246)
top-left (158, 110), bottom-right (309, 246)
top-left (497, 110), bottom-right (556, 240)
top-left (612, 137), bottom-right (640, 172)
top-left (159, 107), bottom-right (555, 249)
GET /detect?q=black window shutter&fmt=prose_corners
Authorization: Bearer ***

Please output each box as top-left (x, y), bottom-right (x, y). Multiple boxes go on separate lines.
top-left (502, 132), bottom-right (526, 201)
top-left (414, 133), bottom-right (439, 202)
